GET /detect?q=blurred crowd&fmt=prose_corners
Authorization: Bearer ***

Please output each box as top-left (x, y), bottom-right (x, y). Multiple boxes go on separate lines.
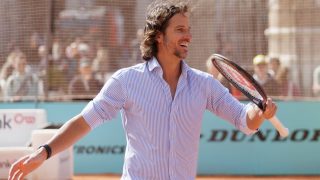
top-left (0, 29), bottom-right (144, 102)
top-left (1, 31), bottom-right (319, 102)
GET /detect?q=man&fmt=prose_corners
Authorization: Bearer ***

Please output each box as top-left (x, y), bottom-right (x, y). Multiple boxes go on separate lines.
top-left (206, 56), bottom-right (243, 99)
top-left (68, 61), bottom-right (103, 99)
top-left (252, 54), bottom-right (280, 96)
top-left (5, 52), bottom-right (39, 102)
top-left (9, 1), bottom-right (277, 180)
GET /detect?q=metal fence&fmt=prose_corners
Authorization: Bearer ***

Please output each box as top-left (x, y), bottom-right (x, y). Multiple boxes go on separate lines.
top-left (0, 0), bottom-right (319, 102)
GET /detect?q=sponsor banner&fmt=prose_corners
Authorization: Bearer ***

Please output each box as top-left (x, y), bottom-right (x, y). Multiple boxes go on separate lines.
top-left (198, 110), bottom-right (320, 175)
top-left (0, 109), bottom-right (47, 147)
top-left (0, 101), bottom-right (319, 175)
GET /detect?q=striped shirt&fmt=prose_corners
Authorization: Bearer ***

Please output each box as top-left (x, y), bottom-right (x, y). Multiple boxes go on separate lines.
top-left (81, 57), bottom-right (256, 180)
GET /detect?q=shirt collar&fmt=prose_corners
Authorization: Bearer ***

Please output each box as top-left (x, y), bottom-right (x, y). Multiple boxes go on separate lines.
top-left (147, 57), bottom-right (161, 72)
top-left (147, 56), bottom-right (191, 77)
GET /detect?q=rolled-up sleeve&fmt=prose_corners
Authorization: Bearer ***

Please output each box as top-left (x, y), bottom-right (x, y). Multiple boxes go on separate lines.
top-left (81, 75), bottom-right (126, 129)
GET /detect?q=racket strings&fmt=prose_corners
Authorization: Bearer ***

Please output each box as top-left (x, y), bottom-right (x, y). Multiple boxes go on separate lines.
top-left (217, 61), bottom-right (263, 100)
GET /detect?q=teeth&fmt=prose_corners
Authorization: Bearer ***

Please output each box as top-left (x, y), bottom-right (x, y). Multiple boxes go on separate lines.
top-left (180, 42), bottom-right (189, 47)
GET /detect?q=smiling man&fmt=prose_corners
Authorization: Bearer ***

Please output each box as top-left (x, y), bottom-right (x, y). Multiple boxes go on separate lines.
top-left (9, 1), bottom-right (277, 180)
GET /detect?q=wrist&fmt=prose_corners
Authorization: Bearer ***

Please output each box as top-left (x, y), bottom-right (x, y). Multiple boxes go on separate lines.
top-left (38, 144), bottom-right (52, 160)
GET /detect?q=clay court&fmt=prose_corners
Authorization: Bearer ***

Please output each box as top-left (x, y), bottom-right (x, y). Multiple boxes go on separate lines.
top-left (73, 175), bottom-right (320, 180)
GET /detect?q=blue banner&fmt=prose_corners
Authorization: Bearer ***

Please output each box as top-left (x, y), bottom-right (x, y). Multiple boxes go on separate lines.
top-left (1, 101), bottom-right (319, 175)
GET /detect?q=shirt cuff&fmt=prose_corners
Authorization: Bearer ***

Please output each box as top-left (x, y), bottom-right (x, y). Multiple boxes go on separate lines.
top-left (239, 103), bottom-right (259, 135)
top-left (81, 100), bottom-right (104, 129)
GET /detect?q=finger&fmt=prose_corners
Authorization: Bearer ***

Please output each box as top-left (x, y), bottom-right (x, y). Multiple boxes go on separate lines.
top-left (264, 102), bottom-right (277, 119)
top-left (9, 157), bottom-right (28, 179)
top-left (8, 163), bottom-right (20, 179)
top-left (10, 169), bottom-right (23, 180)
top-left (266, 98), bottom-right (276, 110)
top-left (265, 98), bottom-right (273, 107)
top-left (18, 171), bottom-right (26, 180)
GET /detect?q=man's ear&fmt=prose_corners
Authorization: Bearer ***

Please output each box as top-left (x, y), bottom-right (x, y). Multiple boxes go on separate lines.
top-left (155, 31), bottom-right (163, 43)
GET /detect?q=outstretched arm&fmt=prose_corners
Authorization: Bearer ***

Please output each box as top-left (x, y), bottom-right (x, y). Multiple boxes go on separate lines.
top-left (8, 114), bottom-right (91, 180)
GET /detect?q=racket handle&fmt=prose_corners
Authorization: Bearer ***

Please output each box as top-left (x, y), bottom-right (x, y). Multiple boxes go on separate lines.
top-left (268, 116), bottom-right (289, 138)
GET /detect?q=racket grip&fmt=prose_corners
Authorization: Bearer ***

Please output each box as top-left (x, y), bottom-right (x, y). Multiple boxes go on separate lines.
top-left (269, 116), bottom-right (289, 138)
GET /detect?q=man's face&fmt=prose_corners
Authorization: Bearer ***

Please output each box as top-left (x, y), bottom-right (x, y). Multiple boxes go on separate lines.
top-left (157, 13), bottom-right (192, 60)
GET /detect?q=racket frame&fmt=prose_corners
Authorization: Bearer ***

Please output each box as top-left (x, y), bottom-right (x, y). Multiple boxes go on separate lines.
top-left (211, 54), bottom-right (267, 111)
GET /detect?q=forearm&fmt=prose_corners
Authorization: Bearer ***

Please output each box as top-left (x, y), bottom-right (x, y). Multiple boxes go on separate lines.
top-left (41, 114), bottom-right (91, 158)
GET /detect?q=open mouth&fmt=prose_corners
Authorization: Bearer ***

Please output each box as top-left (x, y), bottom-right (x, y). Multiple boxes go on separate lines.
top-left (180, 42), bottom-right (189, 49)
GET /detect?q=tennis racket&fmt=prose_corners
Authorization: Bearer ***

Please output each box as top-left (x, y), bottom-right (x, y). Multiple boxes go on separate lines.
top-left (211, 54), bottom-right (289, 137)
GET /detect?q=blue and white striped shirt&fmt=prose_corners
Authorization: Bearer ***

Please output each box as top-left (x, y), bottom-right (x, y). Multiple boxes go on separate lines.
top-left (81, 57), bottom-right (256, 180)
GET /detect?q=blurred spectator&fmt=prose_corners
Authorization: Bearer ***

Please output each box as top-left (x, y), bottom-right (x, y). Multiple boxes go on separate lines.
top-left (27, 32), bottom-right (43, 65)
top-left (130, 28), bottom-right (144, 64)
top-left (206, 55), bottom-right (243, 99)
top-left (0, 51), bottom-right (18, 98)
top-left (68, 61), bottom-right (103, 99)
top-left (4, 52), bottom-right (40, 101)
top-left (0, 50), bottom-right (21, 84)
top-left (268, 56), bottom-right (300, 97)
top-left (92, 47), bottom-right (110, 83)
top-left (36, 45), bottom-right (52, 96)
top-left (64, 42), bottom-right (80, 82)
top-left (37, 45), bottom-right (50, 77)
top-left (77, 42), bottom-right (91, 66)
top-left (268, 56), bottom-right (280, 76)
top-left (313, 65), bottom-right (320, 96)
top-left (252, 54), bottom-right (280, 96)
top-left (45, 43), bottom-right (72, 93)
top-left (206, 56), bottom-right (230, 87)
top-left (52, 37), bottom-right (63, 62)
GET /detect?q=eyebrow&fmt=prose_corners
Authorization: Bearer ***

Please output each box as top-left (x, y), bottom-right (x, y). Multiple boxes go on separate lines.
top-left (175, 25), bottom-right (191, 30)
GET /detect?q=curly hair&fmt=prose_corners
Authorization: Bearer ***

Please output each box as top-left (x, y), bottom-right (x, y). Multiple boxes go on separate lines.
top-left (140, 0), bottom-right (190, 61)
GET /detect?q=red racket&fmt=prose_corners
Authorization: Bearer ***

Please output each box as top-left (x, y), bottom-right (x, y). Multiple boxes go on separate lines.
top-left (211, 54), bottom-right (289, 137)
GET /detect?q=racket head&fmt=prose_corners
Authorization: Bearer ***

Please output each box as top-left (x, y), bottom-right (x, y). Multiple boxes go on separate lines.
top-left (211, 54), bottom-right (268, 110)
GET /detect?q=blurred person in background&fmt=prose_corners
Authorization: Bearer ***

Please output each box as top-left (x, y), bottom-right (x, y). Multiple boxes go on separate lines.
top-left (68, 61), bottom-right (102, 100)
top-left (4, 52), bottom-right (40, 101)
top-left (37, 45), bottom-right (49, 77)
top-left (313, 65), bottom-right (320, 96)
top-left (0, 50), bottom-right (21, 93)
top-left (8, 1), bottom-right (278, 179)
top-left (64, 42), bottom-right (80, 83)
top-left (268, 56), bottom-right (300, 97)
top-left (268, 56), bottom-right (280, 77)
top-left (77, 42), bottom-right (91, 66)
top-left (206, 55), bottom-right (243, 99)
top-left (252, 54), bottom-right (280, 96)
top-left (35, 45), bottom-right (51, 97)
top-left (92, 47), bottom-right (111, 83)
top-left (52, 38), bottom-right (63, 63)
top-left (130, 28), bottom-right (144, 64)
top-left (0, 46), bottom-right (21, 100)
top-left (0, 49), bottom-right (23, 80)
top-left (27, 32), bottom-right (43, 65)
